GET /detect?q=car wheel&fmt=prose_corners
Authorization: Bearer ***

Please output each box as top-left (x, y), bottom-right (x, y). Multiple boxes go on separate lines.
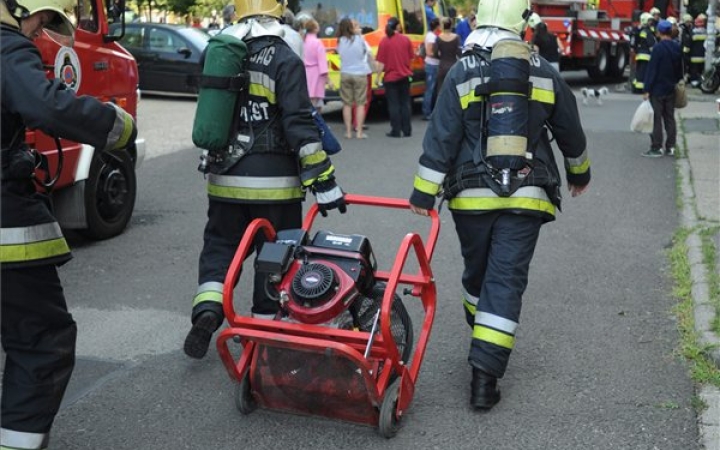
top-left (81, 150), bottom-right (136, 240)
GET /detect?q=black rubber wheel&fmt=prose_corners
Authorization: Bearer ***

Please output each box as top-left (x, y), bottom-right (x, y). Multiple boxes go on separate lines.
top-left (587, 45), bottom-right (609, 79)
top-left (606, 45), bottom-right (628, 79)
top-left (378, 378), bottom-right (402, 438)
top-left (81, 150), bottom-right (136, 240)
top-left (700, 72), bottom-right (720, 94)
top-left (234, 371), bottom-right (257, 415)
top-left (370, 283), bottom-right (414, 364)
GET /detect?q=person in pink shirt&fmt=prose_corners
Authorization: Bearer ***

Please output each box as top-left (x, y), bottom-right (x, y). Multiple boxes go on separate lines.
top-left (376, 17), bottom-right (414, 137)
top-left (303, 18), bottom-right (330, 113)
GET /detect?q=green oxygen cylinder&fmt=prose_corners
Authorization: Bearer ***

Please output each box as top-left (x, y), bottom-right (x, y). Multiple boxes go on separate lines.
top-left (192, 34), bottom-right (249, 153)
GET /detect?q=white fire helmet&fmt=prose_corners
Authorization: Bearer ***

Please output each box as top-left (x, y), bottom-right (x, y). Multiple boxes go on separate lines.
top-left (476, 0), bottom-right (532, 35)
top-left (640, 12), bottom-right (652, 26)
top-left (10, 0), bottom-right (76, 37)
top-left (527, 12), bottom-right (542, 29)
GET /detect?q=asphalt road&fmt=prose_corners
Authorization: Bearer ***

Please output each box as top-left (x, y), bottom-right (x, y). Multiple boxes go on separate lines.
top-left (49, 73), bottom-right (700, 449)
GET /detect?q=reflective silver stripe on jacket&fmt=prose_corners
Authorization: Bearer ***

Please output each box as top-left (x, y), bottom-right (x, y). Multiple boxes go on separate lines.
top-left (0, 222), bottom-right (63, 245)
top-left (417, 165), bottom-right (446, 185)
top-left (1, 428), bottom-right (48, 449)
top-left (207, 174), bottom-right (301, 189)
top-left (455, 76), bottom-right (489, 98)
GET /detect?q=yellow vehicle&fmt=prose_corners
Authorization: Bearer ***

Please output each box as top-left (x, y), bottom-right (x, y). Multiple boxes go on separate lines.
top-left (296, 0), bottom-right (448, 102)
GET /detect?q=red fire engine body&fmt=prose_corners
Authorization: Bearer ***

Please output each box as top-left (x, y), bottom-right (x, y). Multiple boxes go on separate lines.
top-left (530, 0), bottom-right (673, 79)
top-left (28, 0), bottom-right (145, 240)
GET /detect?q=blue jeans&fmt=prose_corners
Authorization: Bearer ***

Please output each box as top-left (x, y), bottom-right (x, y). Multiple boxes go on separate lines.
top-left (422, 63), bottom-right (438, 118)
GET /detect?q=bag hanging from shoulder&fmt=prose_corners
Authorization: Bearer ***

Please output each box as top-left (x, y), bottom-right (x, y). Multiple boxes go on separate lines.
top-left (675, 79), bottom-right (688, 109)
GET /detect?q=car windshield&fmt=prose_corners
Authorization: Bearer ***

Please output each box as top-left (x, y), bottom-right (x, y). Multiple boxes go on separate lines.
top-left (296, 0), bottom-right (378, 38)
top-left (177, 27), bottom-right (210, 49)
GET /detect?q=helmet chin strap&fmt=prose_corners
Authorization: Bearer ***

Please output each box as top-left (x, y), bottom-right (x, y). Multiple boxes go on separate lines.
top-left (4, 0), bottom-right (30, 21)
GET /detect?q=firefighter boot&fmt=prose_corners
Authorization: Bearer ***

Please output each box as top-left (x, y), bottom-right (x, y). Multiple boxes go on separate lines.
top-left (184, 311), bottom-right (221, 359)
top-left (470, 368), bottom-right (501, 410)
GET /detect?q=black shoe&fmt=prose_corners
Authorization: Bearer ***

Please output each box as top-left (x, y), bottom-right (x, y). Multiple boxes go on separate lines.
top-left (184, 311), bottom-right (220, 359)
top-left (403, 132), bottom-right (412, 137)
top-left (386, 132), bottom-right (401, 138)
top-left (470, 368), bottom-right (501, 410)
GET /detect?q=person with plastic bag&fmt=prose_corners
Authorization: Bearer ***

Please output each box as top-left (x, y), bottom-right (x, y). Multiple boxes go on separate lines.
top-left (408, 0), bottom-right (590, 410)
top-left (641, 19), bottom-right (682, 157)
top-left (1, 0), bottom-right (137, 446)
top-left (184, 0), bottom-right (346, 360)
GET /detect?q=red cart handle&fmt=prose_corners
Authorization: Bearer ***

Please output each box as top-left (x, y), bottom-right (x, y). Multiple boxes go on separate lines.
top-left (303, 194), bottom-right (440, 264)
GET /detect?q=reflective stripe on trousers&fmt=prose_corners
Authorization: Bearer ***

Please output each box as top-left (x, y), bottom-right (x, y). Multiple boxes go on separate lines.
top-left (0, 222), bottom-right (69, 264)
top-left (1, 428), bottom-right (48, 450)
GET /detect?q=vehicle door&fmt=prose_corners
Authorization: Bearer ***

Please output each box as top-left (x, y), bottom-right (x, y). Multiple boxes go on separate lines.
top-left (114, 25), bottom-right (150, 90)
top-left (145, 27), bottom-right (196, 93)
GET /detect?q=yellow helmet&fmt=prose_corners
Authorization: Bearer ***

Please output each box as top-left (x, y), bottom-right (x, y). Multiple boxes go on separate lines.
top-left (649, 7), bottom-right (661, 16)
top-left (666, 16), bottom-right (677, 25)
top-left (8, 0), bottom-right (76, 36)
top-left (234, 0), bottom-right (285, 21)
top-left (476, 0), bottom-right (532, 35)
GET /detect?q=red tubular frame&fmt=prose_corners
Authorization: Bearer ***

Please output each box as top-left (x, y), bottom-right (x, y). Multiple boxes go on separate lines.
top-left (216, 194), bottom-right (439, 424)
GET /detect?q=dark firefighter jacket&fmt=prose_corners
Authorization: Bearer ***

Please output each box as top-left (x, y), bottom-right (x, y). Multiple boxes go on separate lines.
top-left (1, 19), bottom-right (124, 269)
top-left (206, 35), bottom-right (334, 203)
top-left (410, 43), bottom-right (590, 222)
top-left (635, 25), bottom-right (656, 62)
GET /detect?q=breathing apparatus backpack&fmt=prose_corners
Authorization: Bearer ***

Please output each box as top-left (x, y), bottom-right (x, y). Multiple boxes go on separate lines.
top-left (192, 34), bottom-right (250, 174)
top-left (443, 39), bottom-right (538, 201)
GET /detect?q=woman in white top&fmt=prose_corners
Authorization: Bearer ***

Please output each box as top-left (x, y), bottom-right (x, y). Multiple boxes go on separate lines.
top-left (337, 17), bottom-right (374, 139)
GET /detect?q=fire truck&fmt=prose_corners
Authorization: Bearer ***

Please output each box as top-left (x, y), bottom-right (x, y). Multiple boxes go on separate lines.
top-left (530, 0), bottom-right (671, 80)
top-left (30, 0), bottom-right (145, 240)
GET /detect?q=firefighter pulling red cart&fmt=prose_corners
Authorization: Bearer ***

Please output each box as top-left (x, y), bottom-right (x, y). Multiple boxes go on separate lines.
top-left (216, 194), bottom-right (439, 437)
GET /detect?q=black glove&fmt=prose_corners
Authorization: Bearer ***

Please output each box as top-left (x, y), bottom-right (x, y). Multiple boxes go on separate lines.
top-left (312, 178), bottom-right (346, 217)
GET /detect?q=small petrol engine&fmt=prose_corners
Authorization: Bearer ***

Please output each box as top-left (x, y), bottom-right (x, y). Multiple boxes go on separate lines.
top-left (256, 229), bottom-right (377, 328)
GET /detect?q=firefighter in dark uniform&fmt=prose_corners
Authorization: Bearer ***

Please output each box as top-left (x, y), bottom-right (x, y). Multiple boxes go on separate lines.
top-left (1, 0), bottom-right (137, 446)
top-left (680, 13), bottom-right (693, 77)
top-left (183, 0), bottom-right (346, 359)
top-left (689, 14), bottom-right (707, 85)
top-left (409, 0), bottom-right (591, 410)
top-left (633, 12), bottom-right (656, 92)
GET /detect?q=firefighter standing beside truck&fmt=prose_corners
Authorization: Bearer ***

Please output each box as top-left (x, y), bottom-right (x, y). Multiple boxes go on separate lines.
top-left (632, 12), bottom-right (656, 92)
top-left (409, 0), bottom-right (590, 410)
top-left (184, 0), bottom-right (346, 359)
top-left (0, 0), bottom-right (137, 446)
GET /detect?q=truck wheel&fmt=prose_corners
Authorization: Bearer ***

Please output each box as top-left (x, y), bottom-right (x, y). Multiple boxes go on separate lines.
top-left (606, 45), bottom-right (628, 79)
top-left (81, 150), bottom-right (137, 240)
top-left (587, 45), bottom-right (609, 79)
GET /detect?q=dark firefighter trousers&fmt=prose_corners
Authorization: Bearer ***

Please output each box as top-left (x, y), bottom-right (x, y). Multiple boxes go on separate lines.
top-left (192, 199), bottom-right (302, 322)
top-left (453, 211), bottom-right (543, 378)
top-left (1, 265), bottom-right (77, 436)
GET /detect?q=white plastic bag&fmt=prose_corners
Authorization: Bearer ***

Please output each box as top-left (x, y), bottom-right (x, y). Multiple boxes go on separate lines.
top-left (630, 100), bottom-right (654, 133)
